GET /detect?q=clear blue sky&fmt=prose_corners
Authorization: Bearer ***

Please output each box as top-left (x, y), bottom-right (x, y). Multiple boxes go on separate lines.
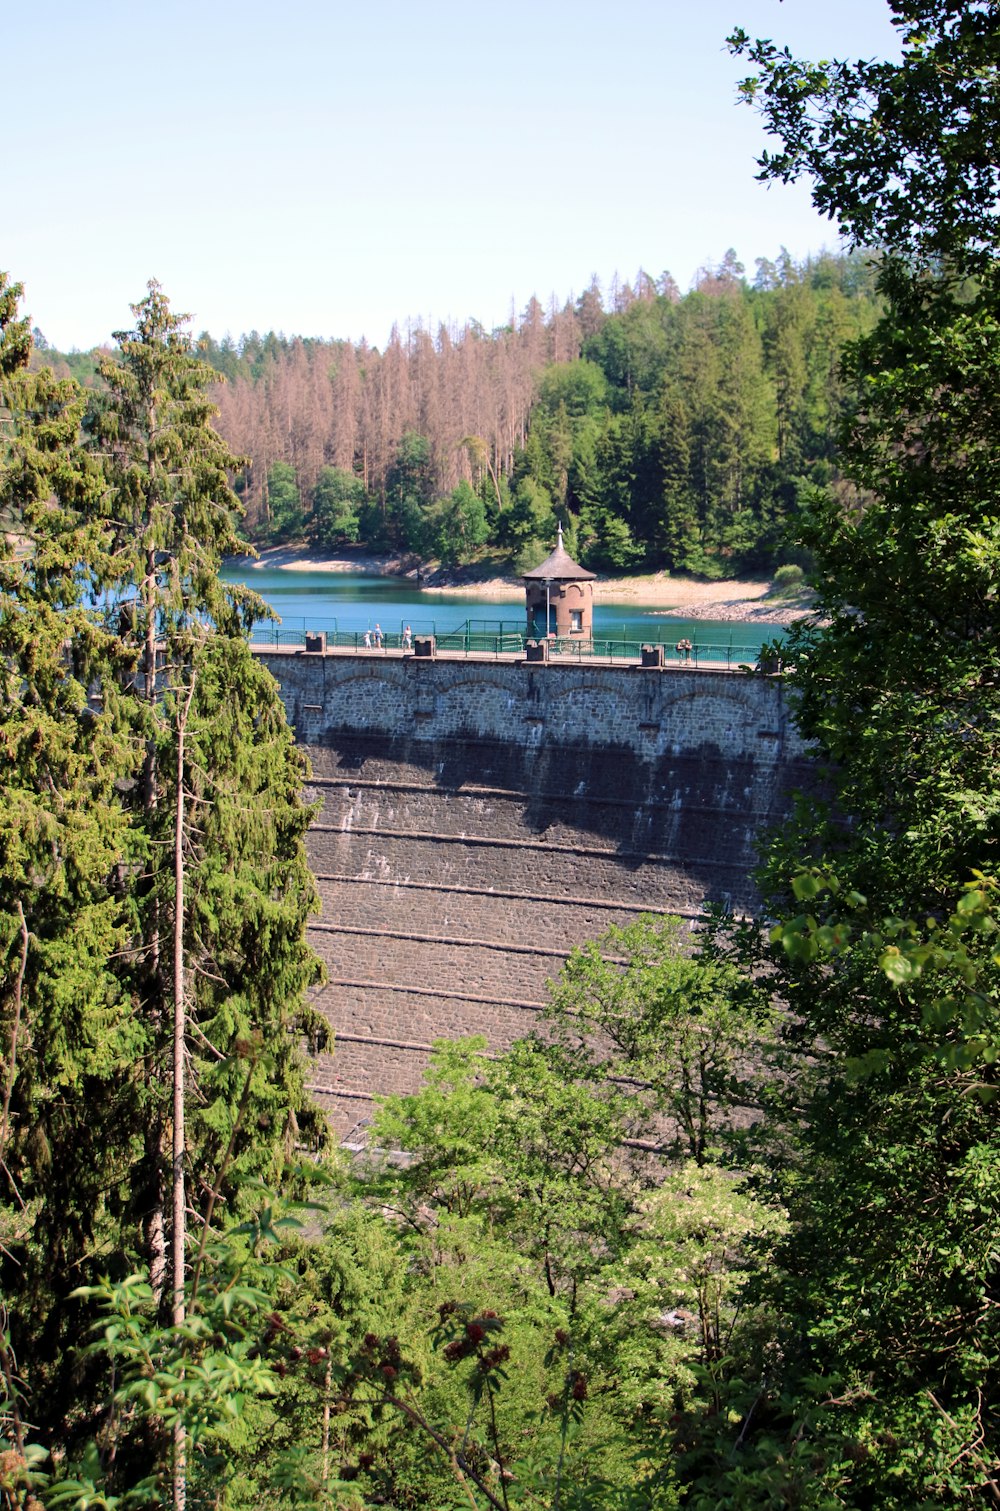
top-left (5, 0), bottom-right (900, 351)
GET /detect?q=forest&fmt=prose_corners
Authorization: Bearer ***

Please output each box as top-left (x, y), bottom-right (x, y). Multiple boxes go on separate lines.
top-left (35, 251), bottom-right (880, 579)
top-left (3, 1), bottom-right (1000, 1507)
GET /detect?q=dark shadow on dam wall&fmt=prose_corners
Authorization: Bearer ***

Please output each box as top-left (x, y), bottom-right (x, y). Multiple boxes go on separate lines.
top-left (254, 649), bottom-right (816, 1137)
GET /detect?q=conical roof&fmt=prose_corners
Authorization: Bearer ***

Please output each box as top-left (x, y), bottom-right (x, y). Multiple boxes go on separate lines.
top-left (521, 525), bottom-right (596, 581)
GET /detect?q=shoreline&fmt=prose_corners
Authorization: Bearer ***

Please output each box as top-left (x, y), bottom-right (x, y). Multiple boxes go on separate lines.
top-left (229, 545), bottom-right (811, 627)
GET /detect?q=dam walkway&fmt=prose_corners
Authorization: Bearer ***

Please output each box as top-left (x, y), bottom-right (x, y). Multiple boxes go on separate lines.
top-left (250, 621), bottom-right (773, 673)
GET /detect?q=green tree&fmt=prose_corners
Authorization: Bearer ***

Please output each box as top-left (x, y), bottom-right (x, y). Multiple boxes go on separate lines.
top-left (496, 476), bottom-right (555, 571)
top-left (0, 282), bottom-right (324, 1498)
top-left (371, 1036), bottom-right (636, 1297)
top-left (425, 479), bottom-right (489, 566)
top-left (758, 266), bottom-right (811, 469)
top-left (583, 300), bottom-right (671, 397)
top-left (264, 460), bottom-right (306, 542)
top-left (536, 358), bottom-right (608, 418)
top-left (619, 1163), bottom-right (787, 1403)
top-left (363, 1031), bottom-right (783, 1511)
top-left (0, 274), bottom-right (141, 1477)
top-left (384, 430), bottom-right (434, 551)
top-left (577, 403), bottom-right (651, 570)
top-left (654, 380), bottom-right (701, 572)
top-left (544, 915), bottom-right (773, 1166)
top-left (224, 1206), bottom-right (413, 1510)
top-left (89, 275), bottom-right (323, 1256)
top-left (688, 291), bottom-right (776, 567)
top-left (310, 465), bottom-right (365, 548)
top-left (731, 1), bottom-right (1000, 276)
top-left (678, 9), bottom-right (1000, 1504)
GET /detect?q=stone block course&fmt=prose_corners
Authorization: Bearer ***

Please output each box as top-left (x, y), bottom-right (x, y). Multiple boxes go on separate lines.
top-left (311, 877), bottom-right (674, 944)
top-left (311, 980), bottom-right (545, 1047)
top-left (309, 922), bottom-right (564, 1000)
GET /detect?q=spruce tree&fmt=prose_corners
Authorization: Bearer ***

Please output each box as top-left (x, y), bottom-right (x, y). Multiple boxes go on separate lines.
top-left (1, 279), bottom-right (324, 1491)
top-left (86, 276), bottom-right (323, 1393)
top-left (0, 272), bottom-right (144, 1448)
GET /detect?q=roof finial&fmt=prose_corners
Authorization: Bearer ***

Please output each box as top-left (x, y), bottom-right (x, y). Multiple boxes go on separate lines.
top-left (557, 519), bottom-right (564, 551)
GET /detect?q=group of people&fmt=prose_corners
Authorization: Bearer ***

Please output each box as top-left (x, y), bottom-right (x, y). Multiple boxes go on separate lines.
top-left (362, 624), bottom-right (412, 651)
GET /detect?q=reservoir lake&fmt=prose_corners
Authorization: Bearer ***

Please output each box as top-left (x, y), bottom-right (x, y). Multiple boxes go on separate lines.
top-left (220, 563), bottom-right (778, 656)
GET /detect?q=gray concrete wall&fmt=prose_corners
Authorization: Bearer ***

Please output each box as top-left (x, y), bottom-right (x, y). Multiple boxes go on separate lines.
top-left (254, 649), bottom-right (814, 1137)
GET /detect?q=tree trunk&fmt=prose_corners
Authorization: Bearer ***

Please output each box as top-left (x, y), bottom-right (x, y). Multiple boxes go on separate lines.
top-left (172, 675), bottom-right (195, 1511)
top-left (0, 902), bottom-right (29, 1163)
top-left (141, 544), bottom-right (168, 1309)
top-left (322, 1354), bottom-right (332, 1493)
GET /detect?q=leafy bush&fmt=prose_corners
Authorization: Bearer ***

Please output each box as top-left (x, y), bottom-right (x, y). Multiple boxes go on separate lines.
top-left (770, 562), bottom-right (804, 596)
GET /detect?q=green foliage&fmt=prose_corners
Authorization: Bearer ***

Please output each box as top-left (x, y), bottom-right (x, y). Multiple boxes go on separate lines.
top-left (0, 276), bottom-right (146, 1462)
top-left (424, 480), bottom-right (489, 566)
top-left (0, 270), bottom-right (31, 383)
top-left (222, 1204), bottom-right (409, 1509)
top-left (358, 916), bottom-right (784, 1504)
top-left (578, 506), bottom-right (644, 572)
top-left (309, 467), bottom-right (364, 548)
top-left (620, 1162), bottom-right (787, 1396)
top-left (0, 281), bottom-right (326, 1497)
top-left (514, 254), bottom-right (877, 578)
top-left (497, 477), bottom-right (557, 569)
top-left (167, 251), bottom-right (880, 577)
top-left (83, 278), bottom-right (324, 1229)
top-left (536, 359), bottom-right (608, 418)
top-left (263, 462), bottom-right (305, 543)
top-left (383, 431), bottom-right (435, 550)
top-left (368, 1037), bottom-right (500, 1218)
top-left (730, 2), bottom-right (1000, 276)
top-left (769, 562), bottom-right (803, 595)
top-left (673, 10), bottom-right (1000, 1507)
top-left (45, 1188), bottom-right (328, 1506)
top-left (355, 1008), bottom-right (784, 1511)
top-left (544, 915), bottom-right (773, 1164)
top-left (776, 270), bottom-right (1000, 902)
top-left (773, 868), bottom-right (1000, 1081)
top-left (372, 1034), bottom-right (640, 1298)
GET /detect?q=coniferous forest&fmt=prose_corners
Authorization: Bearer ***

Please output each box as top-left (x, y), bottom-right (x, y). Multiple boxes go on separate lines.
top-left (34, 251), bottom-right (880, 578)
top-left (3, 2), bottom-right (1000, 1507)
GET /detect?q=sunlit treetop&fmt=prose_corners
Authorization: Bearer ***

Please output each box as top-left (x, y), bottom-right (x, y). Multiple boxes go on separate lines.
top-left (730, 1), bottom-right (1000, 273)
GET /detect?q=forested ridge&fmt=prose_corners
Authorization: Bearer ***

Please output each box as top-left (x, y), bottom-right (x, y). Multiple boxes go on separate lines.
top-left (5, 0), bottom-right (1000, 1506)
top-left (34, 251), bottom-right (879, 577)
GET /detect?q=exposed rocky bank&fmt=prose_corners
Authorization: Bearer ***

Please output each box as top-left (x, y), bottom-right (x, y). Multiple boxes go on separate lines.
top-left (233, 546), bottom-right (812, 628)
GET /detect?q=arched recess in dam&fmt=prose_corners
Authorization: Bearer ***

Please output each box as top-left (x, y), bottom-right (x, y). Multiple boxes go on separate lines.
top-left (256, 648), bottom-right (815, 1137)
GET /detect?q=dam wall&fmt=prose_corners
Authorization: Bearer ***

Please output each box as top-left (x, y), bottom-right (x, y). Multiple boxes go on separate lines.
top-left (255, 648), bottom-right (814, 1137)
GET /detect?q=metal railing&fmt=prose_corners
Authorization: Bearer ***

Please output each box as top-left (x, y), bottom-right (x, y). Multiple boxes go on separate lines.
top-left (250, 615), bottom-right (517, 647)
top-left (550, 638), bottom-right (761, 669)
top-left (249, 616), bottom-right (765, 669)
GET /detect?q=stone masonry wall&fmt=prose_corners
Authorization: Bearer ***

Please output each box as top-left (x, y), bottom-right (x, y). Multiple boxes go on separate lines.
top-left (254, 649), bottom-right (814, 1138)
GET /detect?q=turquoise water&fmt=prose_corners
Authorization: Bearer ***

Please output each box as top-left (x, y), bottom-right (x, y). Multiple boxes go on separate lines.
top-left (219, 563), bottom-right (779, 656)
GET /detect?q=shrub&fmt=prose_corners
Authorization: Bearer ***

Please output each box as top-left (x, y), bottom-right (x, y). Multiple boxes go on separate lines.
top-left (771, 563), bottom-right (804, 596)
